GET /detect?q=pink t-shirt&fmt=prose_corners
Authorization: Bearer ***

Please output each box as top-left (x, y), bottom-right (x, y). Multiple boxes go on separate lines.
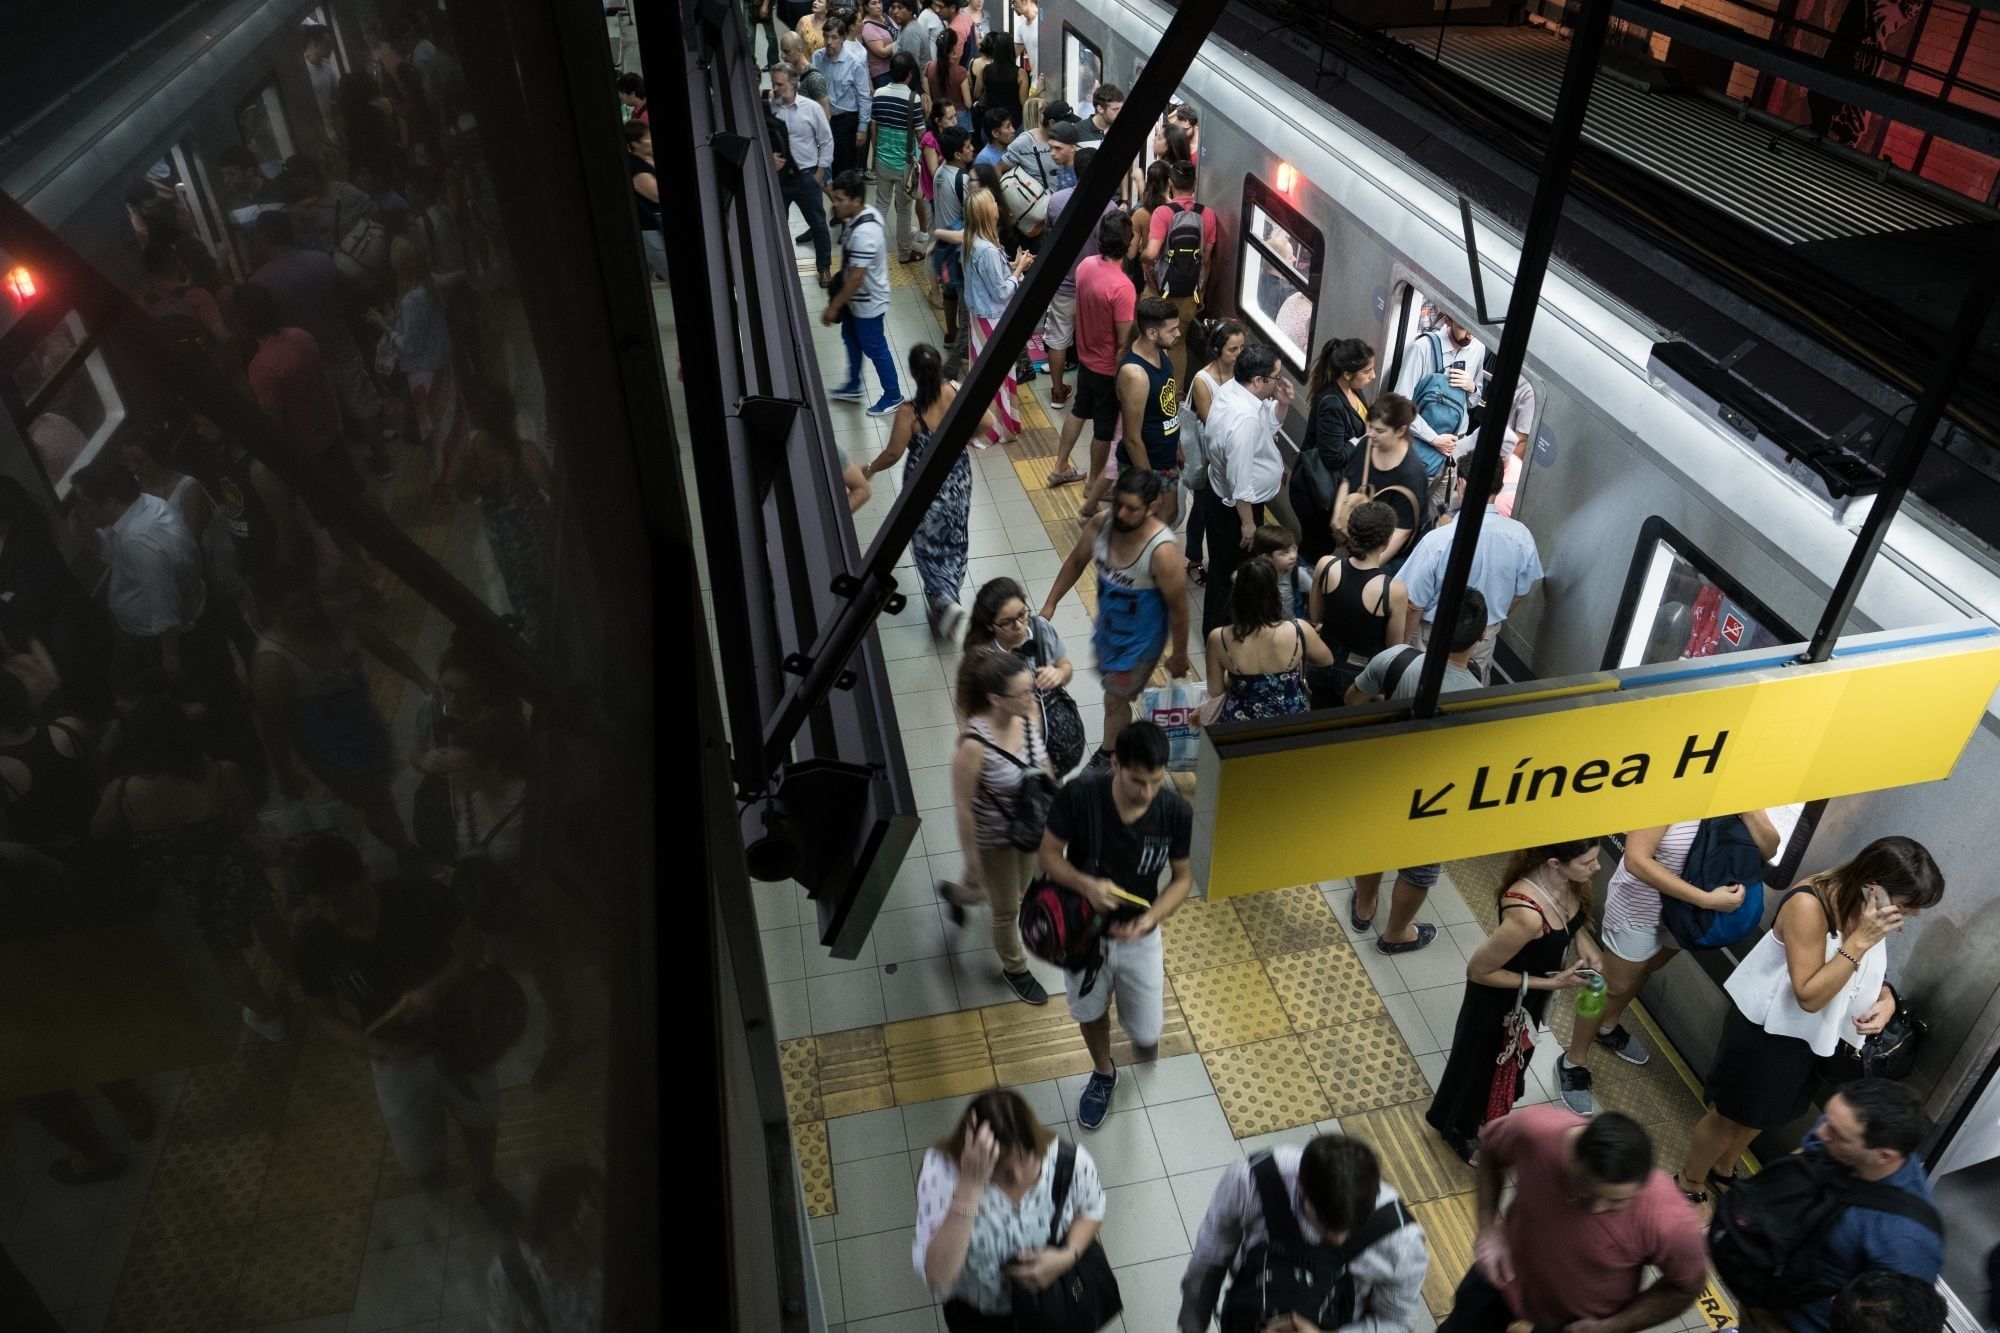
top-left (1073, 254), bottom-right (1137, 376)
top-left (918, 130), bottom-right (940, 200)
top-left (247, 327), bottom-right (341, 458)
top-left (1479, 1105), bottom-right (1707, 1326)
top-left (1146, 192), bottom-right (1219, 254)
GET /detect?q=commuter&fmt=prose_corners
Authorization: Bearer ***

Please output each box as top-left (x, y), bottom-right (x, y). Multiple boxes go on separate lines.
top-left (1827, 1270), bottom-right (1946, 1333)
top-left (770, 64), bottom-right (836, 285)
top-left (974, 108), bottom-right (1014, 168)
top-left (411, 634), bottom-right (524, 866)
top-left (1678, 836), bottom-right (1943, 1206)
top-left (90, 694), bottom-right (290, 1042)
top-left (858, 0), bottom-right (900, 87)
top-left (914, 1089), bottom-right (1107, 1326)
top-left (1005, 99), bottom-right (1064, 198)
top-left (1046, 208), bottom-right (1134, 489)
top-left (0, 478), bottom-right (115, 719)
top-left (121, 426), bottom-right (254, 672)
top-left (1127, 159), bottom-right (1171, 293)
top-left (1168, 101), bottom-right (1200, 161)
top-left (1074, 83), bottom-right (1121, 149)
top-left (1292, 337), bottom-right (1375, 567)
top-left (957, 190), bottom-right (1032, 442)
top-left (1557, 812), bottom-right (1779, 1108)
top-left (857, 344), bottom-right (995, 633)
top-left (779, 31), bottom-right (831, 109)
top-left (203, 409), bottom-right (303, 575)
top-left (822, 170), bottom-right (906, 416)
top-left (1179, 316), bottom-right (1244, 585)
top-left (276, 154), bottom-right (379, 259)
top-left (813, 18), bottom-right (874, 175)
top-left (251, 564), bottom-right (428, 859)
top-left (1198, 343), bottom-right (1292, 637)
top-left (927, 25), bottom-right (974, 134)
top-left (292, 833), bottom-right (520, 1230)
top-left (1440, 1108), bottom-right (1705, 1332)
top-left (1425, 838), bottom-right (1601, 1162)
top-left (1141, 160), bottom-right (1214, 388)
top-left (234, 282), bottom-right (354, 484)
top-left (1330, 393), bottom-right (1428, 570)
top-left (1392, 314), bottom-right (1484, 516)
top-left (1344, 590), bottom-right (1487, 950)
top-left (971, 32), bottom-right (1027, 144)
top-left (457, 389), bottom-right (555, 647)
top-left (137, 243), bottom-right (228, 355)
top-left (616, 71), bottom-right (649, 124)
top-left (1043, 469), bottom-right (1190, 766)
top-left (1179, 1134), bottom-right (1427, 1332)
top-left (893, 0), bottom-right (941, 68)
top-left (794, 0), bottom-right (830, 57)
top-left (0, 660), bottom-right (94, 853)
top-left (1204, 556), bottom-right (1329, 723)
top-left (1037, 719), bottom-right (1191, 1126)
top-left (486, 1164), bottom-right (606, 1332)
top-left (1013, 0), bottom-right (1042, 71)
top-left (1304, 499), bottom-right (1406, 708)
top-left (868, 53), bottom-right (925, 260)
top-left (1248, 524), bottom-right (1313, 623)
top-left (1073, 296), bottom-right (1184, 524)
top-left (930, 127), bottom-right (975, 362)
top-left (621, 120), bottom-right (669, 282)
top-left (1024, 126), bottom-right (1090, 411)
top-left (963, 577), bottom-right (1083, 779)
top-left (367, 236), bottom-right (467, 495)
top-left (1392, 466), bottom-right (1543, 683)
top-left (69, 456), bottom-right (211, 690)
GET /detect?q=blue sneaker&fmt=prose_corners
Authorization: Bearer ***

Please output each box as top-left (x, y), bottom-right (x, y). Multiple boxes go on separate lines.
top-left (1077, 1069), bottom-right (1117, 1130)
top-left (866, 394), bottom-right (906, 417)
top-left (827, 384), bottom-right (865, 404)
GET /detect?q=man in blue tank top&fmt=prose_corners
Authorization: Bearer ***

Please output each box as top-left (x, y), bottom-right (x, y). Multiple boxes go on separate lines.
top-left (1116, 297), bottom-right (1184, 525)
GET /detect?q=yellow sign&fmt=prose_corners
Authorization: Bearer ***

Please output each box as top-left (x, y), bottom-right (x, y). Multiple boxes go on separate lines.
top-left (1195, 632), bottom-right (2000, 899)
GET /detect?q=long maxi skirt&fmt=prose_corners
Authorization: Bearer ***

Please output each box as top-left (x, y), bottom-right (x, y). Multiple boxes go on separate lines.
top-left (967, 314), bottom-right (1020, 445)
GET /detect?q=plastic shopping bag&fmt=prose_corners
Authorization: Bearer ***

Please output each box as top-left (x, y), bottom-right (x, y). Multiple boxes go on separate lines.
top-left (1144, 679), bottom-right (1208, 773)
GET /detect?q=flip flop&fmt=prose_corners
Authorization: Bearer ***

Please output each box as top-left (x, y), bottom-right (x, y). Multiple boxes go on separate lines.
top-left (1045, 467), bottom-right (1084, 486)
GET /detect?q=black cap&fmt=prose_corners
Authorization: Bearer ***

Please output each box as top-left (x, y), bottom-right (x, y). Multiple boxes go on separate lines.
top-left (1048, 120), bottom-right (1086, 145)
top-left (1042, 99), bottom-right (1077, 125)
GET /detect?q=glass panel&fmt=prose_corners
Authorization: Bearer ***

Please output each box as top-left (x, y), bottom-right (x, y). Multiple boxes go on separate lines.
top-left (237, 82), bottom-right (294, 176)
top-left (12, 309), bottom-right (82, 404)
top-left (14, 311), bottom-right (123, 497)
top-left (1615, 540), bottom-right (1787, 669)
top-left (1239, 206), bottom-right (1314, 371)
top-left (1064, 30), bottom-right (1102, 112)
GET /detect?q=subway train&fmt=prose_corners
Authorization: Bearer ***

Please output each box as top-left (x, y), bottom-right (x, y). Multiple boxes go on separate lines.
top-left (1034, 0), bottom-right (2000, 1317)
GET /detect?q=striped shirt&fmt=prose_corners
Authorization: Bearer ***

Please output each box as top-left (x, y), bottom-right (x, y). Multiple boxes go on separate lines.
top-left (965, 714), bottom-right (1047, 849)
top-left (1601, 821), bottom-right (1699, 937)
top-left (870, 84), bottom-right (924, 173)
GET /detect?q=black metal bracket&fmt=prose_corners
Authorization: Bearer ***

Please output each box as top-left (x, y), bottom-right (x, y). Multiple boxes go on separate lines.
top-left (1458, 196), bottom-right (1504, 328)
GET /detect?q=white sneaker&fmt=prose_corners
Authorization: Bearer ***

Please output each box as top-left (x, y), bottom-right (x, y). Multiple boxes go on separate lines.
top-left (243, 1007), bottom-right (287, 1042)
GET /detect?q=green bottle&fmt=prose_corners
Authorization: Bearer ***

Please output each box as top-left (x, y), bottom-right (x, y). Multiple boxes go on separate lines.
top-left (1575, 974), bottom-right (1608, 1021)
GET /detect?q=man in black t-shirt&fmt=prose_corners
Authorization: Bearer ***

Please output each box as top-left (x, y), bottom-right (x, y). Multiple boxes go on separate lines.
top-left (292, 835), bottom-right (518, 1228)
top-left (1039, 720), bottom-right (1192, 1130)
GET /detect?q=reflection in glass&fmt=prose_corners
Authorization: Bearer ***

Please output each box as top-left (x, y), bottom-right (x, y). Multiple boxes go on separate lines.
top-left (1240, 205), bottom-right (1313, 371)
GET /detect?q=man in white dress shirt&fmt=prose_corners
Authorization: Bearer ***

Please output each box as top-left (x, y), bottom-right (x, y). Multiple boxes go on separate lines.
top-left (1199, 342), bottom-right (1293, 637)
top-left (71, 455), bottom-right (205, 680)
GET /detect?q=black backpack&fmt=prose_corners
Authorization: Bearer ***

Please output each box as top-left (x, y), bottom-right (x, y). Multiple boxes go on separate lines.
top-left (1708, 1151), bottom-right (1942, 1311)
top-left (1154, 201), bottom-right (1206, 297)
top-left (1659, 815), bottom-right (1767, 951)
top-left (1218, 1152), bottom-right (1414, 1333)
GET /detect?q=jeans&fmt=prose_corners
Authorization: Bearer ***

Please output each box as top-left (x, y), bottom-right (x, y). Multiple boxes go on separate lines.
top-left (745, 0), bottom-right (780, 63)
top-left (781, 170), bottom-right (832, 274)
top-left (641, 227), bottom-right (668, 281)
top-left (371, 1052), bottom-right (499, 1183)
top-left (839, 310), bottom-right (901, 402)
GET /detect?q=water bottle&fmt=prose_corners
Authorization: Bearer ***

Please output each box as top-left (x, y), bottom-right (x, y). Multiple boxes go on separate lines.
top-left (1575, 972), bottom-right (1608, 1022)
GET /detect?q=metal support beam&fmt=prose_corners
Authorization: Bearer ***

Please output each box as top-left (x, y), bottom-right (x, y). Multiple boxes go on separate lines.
top-left (1412, 0), bottom-right (1614, 719)
top-left (758, 0), bottom-right (1232, 771)
top-left (1797, 245), bottom-right (2000, 663)
top-left (1458, 196), bottom-right (1503, 327)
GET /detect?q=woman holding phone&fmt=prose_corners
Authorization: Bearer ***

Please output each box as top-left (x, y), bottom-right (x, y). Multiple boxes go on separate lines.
top-left (1425, 839), bottom-right (1603, 1163)
top-left (1676, 836), bottom-right (1943, 1207)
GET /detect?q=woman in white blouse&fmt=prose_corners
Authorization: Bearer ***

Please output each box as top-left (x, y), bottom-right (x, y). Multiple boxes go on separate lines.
top-left (914, 1089), bottom-right (1106, 1331)
top-left (1676, 835), bottom-right (1943, 1207)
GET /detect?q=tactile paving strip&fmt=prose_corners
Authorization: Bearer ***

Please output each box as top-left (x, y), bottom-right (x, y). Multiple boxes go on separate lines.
top-left (170, 1047), bottom-right (297, 1143)
top-left (139, 1131), bottom-right (275, 1239)
top-left (105, 1225), bottom-right (250, 1333)
top-left (226, 1204), bottom-right (370, 1326)
top-left (816, 1027), bottom-right (896, 1118)
top-left (1412, 1192), bottom-right (1478, 1318)
top-left (980, 994), bottom-right (1196, 1087)
top-left (255, 1114), bottom-right (386, 1220)
top-left (1262, 943), bottom-right (1385, 1033)
top-left (1444, 855), bottom-right (1511, 934)
top-left (1233, 885), bottom-right (1349, 958)
top-left (780, 1036), bottom-right (824, 1123)
top-left (1160, 897), bottom-right (1256, 977)
top-left (282, 1041), bottom-right (378, 1125)
top-left (1202, 1036), bottom-right (1332, 1138)
top-left (1300, 1015), bottom-right (1431, 1117)
top-left (1172, 960), bottom-right (1293, 1051)
top-left (1339, 1103), bottom-right (1477, 1204)
top-left (884, 1011), bottom-right (997, 1106)
top-left (795, 1118), bottom-right (837, 1218)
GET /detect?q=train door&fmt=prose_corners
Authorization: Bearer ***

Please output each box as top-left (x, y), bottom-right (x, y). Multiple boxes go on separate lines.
top-left (156, 146), bottom-right (238, 285)
top-left (1238, 176), bottom-right (1320, 378)
top-left (237, 79), bottom-right (297, 181)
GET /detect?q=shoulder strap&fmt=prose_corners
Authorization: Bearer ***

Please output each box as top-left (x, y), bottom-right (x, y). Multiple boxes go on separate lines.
top-left (1843, 1181), bottom-right (1943, 1236)
top-left (960, 729), bottom-right (1030, 770)
top-left (1498, 889), bottom-right (1553, 933)
top-left (1380, 646), bottom-right (1422, 697)
top-left (1422, 329), bottom-right (1444, 368)
top-left (1335, 1196), bottom-right (1414, 1262)
top-left (499, 1244), bottom-right (552, 1333)
top-left (471, 790), bottom-right (527, 851)
top-left (1046, 1142), bottom-right (1077, 1246)
top-left (1248, 1152), bottom-right (1309, 1251)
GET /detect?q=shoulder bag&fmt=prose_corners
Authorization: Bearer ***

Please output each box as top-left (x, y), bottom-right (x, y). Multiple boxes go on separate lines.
top-left (1818, 984), bottom-right (1927, 1082)
top-left (1332, 448), bottom-right (1421, 551)
top-left (1009, 1142), bottom-right (1122, 1332)
top-left (962, 725), bottom-right (1058, 851)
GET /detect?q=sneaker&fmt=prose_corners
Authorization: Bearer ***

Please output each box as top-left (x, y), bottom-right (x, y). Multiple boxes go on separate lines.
top-left (827, 385), bottom-right (865, 404)
top-left (242, 1006), bottom-right (288, 1042)
top-left (1085, 747), bottom-right (1114, 772)
top-left (1556, 1059), bottom-right (1596, 1115)
top-left (1595, 1023), bottom-right (1650, 1066)
top-left (1077, 1069), bottom-right (1117, 1129)
top-left (866, 394), bottom-right (906, 417)
top-left (1003, 969), bottom-right (1049, 1005)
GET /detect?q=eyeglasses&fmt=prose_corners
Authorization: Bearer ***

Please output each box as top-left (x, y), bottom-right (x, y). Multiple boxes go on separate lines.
top-left (996, 611), bottom-right (1030, 629)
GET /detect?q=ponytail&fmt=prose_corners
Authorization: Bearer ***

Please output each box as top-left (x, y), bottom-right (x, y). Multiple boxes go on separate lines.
top-left (909, 342), bottom-right (944, 414)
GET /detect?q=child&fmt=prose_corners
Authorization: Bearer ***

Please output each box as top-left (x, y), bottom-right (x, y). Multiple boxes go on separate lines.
top-left (1251, 523), bottom-right (1314, 621)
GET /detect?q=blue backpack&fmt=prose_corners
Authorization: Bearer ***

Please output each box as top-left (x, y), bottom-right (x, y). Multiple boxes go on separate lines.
top-left (1660, 815), bottom-right (1766, 950)
top-left (1410, 331), bottom-right (1470, 435)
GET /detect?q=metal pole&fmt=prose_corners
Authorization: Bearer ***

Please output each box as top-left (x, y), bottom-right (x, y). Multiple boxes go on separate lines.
top-left (1797, 247), bottom-right (2000, 664)
top-left (1411, 0), bottom-right (1614, 719)
top-left (759, 0), bottom-right (1232, 772)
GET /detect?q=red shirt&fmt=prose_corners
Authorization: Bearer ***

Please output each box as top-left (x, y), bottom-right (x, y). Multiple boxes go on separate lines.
top-left (1073, 255), bottom-right (1137, 376)
top-left (247, 327), bottom-right (342, 458)
top-left (1147, 192), bottom-right (1218, 262)
top-left (1479, 1105), bottom-right (1708, 1326)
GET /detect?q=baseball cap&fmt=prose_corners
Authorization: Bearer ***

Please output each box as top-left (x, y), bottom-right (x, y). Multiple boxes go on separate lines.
top-left (1043, 99), bottom-right (1077, 124)
top-left (1048, 120), bottom-right (1086, 145)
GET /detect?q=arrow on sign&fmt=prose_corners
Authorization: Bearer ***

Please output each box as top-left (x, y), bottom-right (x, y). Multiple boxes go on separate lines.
top-left (1410, 784), bottom-right (1454, 820)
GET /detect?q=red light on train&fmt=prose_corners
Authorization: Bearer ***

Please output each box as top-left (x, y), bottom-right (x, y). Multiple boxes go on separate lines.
top-left (4, 265), bottom-right (35, 304)
top-left (1275, 163), bottom-right (1297, 193)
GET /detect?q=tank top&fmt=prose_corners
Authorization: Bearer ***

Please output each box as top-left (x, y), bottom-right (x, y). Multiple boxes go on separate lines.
top-left (1316, 557), bottom-right (1392, 662)
top-left (1184, 366), bottom-right (1220, 490)
top-left (1119, 347), bottom-right (1180, 472)
top-left (1600, 821), bottom-right (1699, 937)
top-left (255, 626), bottom-right (365, 698)
top-left (627, 154), bottom-right (662, 230)
top-left (965, 713), bottom-right (1046, 849)
top-left (212, 453), bottom-right (277, 574)
top-left (1091, 522), bottom-right (1176, 673)
top-left (1724, 887), bottom-right (1888, 1057)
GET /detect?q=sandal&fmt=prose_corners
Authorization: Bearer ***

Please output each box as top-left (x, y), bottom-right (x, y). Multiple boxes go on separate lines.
top-left (1078, 501), bottom-right (1101, 521)
top-left (1045, 466), bottom-right (1084, 486)
top-left (1674, 1175), bottom-right (1709, 1207)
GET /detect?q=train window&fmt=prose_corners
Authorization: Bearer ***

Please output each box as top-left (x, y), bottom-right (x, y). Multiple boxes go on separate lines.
top-left (237, 81), bottom-right (295, 177)
top-left (1063, 25), bottom-right (1103, 113)
top-left (11, 311), bottom-right (126, 498)
top-left (1238, 177), bottom-right (1321, 375)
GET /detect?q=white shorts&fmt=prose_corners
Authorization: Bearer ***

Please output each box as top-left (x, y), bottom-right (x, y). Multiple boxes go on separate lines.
top-left (372, 1051), bottom-right (501, 1183)
top-left (1065, 926), bottom-right (1164, 1048)
top-left (1601, 919), bottom-right (1676, 965)
top-left (1042, 291), bottom-right (1077, 350)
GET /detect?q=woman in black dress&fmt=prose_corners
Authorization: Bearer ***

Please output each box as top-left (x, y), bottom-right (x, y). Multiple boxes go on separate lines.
top-left (1292, 337), bottom-right (1375, 567)
top-left (1426, 838), bottom-right (1605, 1162)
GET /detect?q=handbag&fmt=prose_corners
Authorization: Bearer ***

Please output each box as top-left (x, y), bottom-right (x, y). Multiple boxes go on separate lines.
top-left (1483, 974), bottom-right (1535, 1126)
top-left (962, 725), bottom-right (1058, 852)
top-left (1331, 447), bottom-right (1420, 551)
top-left (1008, 1142), bottom-right (1123, 1332)
top-left (1819, 987), bottom-right (1927, 1082)
top-left (427, 962), bottom-right (530, 1076)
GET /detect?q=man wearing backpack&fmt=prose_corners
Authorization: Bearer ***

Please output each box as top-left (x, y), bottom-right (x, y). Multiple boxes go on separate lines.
top-left (1392, 315), bottom-right (1483, 517)
top-left (1179, 1134), bottom-right (1429, 1333)
top-left (1712, 1080), bottom-right (1943, 1333)
top-left (1141, 160), bottom-right (1214, 389)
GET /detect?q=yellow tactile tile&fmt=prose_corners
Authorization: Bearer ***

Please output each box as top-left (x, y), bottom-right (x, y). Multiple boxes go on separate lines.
top-left (1340, 1102), bottom-right (1476, 1204)
top-left (282, 1041), bottom-right (378, 1125)
top-left (794, 1118), bottom-right (837, 1219)
top-left (227, 1205), bottom-right (371, 1326)
top-left (885, 1010), bottom-right (997, 1105)
top-left (491, 1071), bottom-right (607, 1180)
top-left (1160, 897), bottom-right (1256, 977)
top-left (981, 1000), bottom-right (1097, 1087)
top-left (1172, 960), bottom-right (1293, 1051)
top-left (1639, 1114), bottom-right (1697, 1177)
top-left (1444, 854), bottom-right (1511, 934)
top-left (1300, 1015), bottom-right (1432, 1117)
top-left (1590, 1048), bottom-right (1706, 1127)
top-left (1233, 885), bottom-right (1349, 958)
top-left (1262, 943), bottom-right (1386, 1032)
top-left (1412, 1192), bottom-right (1478, 1317)
top-left (139, 1131), bottom-right (275, 1239)
top-left (171, 1047), bottom-right (297, 1143)
top-left (255, 1113), bottom-right (387, 1220)
top-left (106, 1226), bottom-right (250, 1333)
top-left (1202, 1035), bottom-right (1332, 1138)
top-left (780, 1036), bottom-right (824, 1123)
top-left (816, 1026), bottom-right (896, 1118)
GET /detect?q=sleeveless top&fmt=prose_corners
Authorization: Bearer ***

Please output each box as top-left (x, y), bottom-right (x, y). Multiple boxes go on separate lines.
top-left (1119, 347), bottom-right (1180, 472)
top-left (1316, 557), bottom-right (1392, 662)
top-left (256, 625), bottom-right (366, 699)
top-left (965, 713), bottom-right (1046, 850)
top-left (0, 721), bottom-right (94, 844)
top-left (211, 453), bottom-right (277, 575)
top-left (1091, 522), bottom-right (1176, 674)
top-left (1600, 821), bottom-right (1699, 938)
top-left (1217, 621), bottom-right (1310, 721)
top-left (1491, 886), bottom-right (1581, 989)
top-left (1183, 366), bottom-right (1221, 489)
top-left (1724, 887), bottom-right (1889, 1057)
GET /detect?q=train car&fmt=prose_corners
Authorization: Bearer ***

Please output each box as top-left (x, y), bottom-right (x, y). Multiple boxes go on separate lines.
top-left (1034, 0), bottom-right (2000, 1317)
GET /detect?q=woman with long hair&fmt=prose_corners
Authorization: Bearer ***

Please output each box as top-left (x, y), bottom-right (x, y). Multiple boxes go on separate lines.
top-left (1330, 393), bottom-right (1429, 570)
top-left (1182, 316), bottom-right (1245, 586)
top-left (970, 31), bottom-right (1026, 146)
top-left (1678, 836), bottom-right (1943, 1206)
top-left (1293, 337), bottom-right (1377, 566)
top-left (857, 344), bottom-right (996, 635)
top-left (796, 0), bottom-right (830, 55)
top-left (1304, 499), bottom-right (1406, 709)
top-left (1424, 839), bottom-right (1603, 1163)
top-left (962, 577), bottom-right (1083, 779)
top-left (1204, 557), bottom-right (1329, 723)
top-left (858, 0), bottom-right (899, 86)
top-left (926, 26), bottom-right (973, 134)
top-left (365, 235), bottom-right (467, 495)
top-left (1126, 159), bottom-right (1172, 292)
top-left (959, 190), bottom-right (1032, 444)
